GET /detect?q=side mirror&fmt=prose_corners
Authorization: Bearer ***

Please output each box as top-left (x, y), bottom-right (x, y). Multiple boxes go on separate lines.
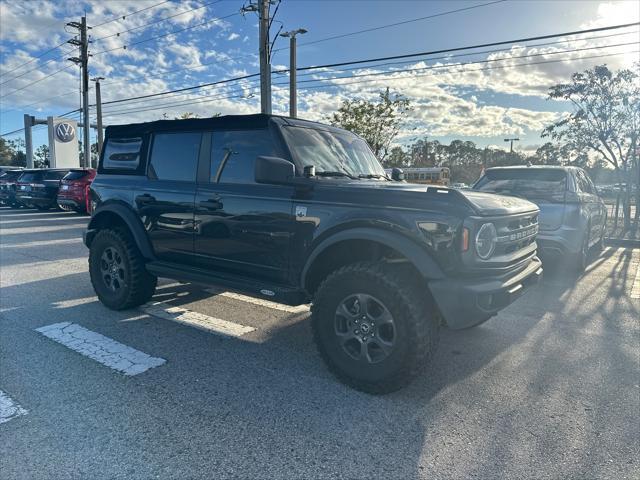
top-left (391, 167), bottom-right (404, 181)
top-left (255, 156), bottom-right (296, 185)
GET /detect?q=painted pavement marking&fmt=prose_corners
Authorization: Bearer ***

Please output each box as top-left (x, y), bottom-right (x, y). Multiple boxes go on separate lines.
top-left (35, 322), bottom-right (166, 376)
top-left (142, 301), bottom-right (255, 338)
top-left (0, 390), bottom-right (28, 424)
top-left (205, 288), bottom-right (310, 314)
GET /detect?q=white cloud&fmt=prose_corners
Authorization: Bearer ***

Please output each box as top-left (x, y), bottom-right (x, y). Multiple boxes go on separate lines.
top-left (227, 33), bottom-right (240, 41)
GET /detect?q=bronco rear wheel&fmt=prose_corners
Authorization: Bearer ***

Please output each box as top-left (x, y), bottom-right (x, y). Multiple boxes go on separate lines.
top-left (311, 262), bottom-right (438, 394)
top-left (89, 229), bottom-right (157, 310)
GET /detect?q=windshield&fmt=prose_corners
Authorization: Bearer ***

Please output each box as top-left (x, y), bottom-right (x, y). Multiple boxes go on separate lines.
top-left (281, 126), bottom-right (387, 178)
top-left (474, 169), bottom-right (567, 202)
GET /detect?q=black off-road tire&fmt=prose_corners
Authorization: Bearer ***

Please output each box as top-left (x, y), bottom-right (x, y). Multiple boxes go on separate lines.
top-left (89, 228), bottom-right (157, 310)
top-left (311, 262), bottom-right (439, 394)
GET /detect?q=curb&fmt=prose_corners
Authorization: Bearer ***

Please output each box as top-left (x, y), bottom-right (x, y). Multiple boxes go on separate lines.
top-left (605, 238), bottom-right (640, 248)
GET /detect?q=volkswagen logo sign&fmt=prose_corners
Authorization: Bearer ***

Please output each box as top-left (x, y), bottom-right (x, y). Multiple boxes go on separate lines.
top-left (55, 122), bottom-right (75, 143)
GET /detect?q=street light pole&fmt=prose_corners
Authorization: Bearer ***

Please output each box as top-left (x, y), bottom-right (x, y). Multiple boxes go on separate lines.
top-left (259, 0), bottom-right (272, 114)
top-left (280, 28), bottom-right (307, 118)
top-left (504, 137), bottom-right (520, 154)
top-left (91, 77), bottom-right (105, 160)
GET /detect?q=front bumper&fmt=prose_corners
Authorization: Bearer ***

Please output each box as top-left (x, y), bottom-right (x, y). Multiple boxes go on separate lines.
top-left (429, 257), bottom-right (543, 329)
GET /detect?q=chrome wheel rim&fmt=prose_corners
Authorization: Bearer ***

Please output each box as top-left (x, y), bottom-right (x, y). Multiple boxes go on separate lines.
top-left (334, 293), bottom-right (396, 364)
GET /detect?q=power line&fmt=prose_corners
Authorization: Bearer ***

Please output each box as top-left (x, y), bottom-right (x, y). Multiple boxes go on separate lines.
top-left (92, 11), bottom-right (241, 56)
top-left (292, 41), bottom-right (639, 86)
top-left (274, 0), bottom-right (508, 55)
top-left (0, 64), bottom-right (76, 100)
top-left (100, 47), bottom-right (636, 118)
top-left (92, 0), bottom-right (224, 42)
top-left (0, 46), bottom-right (76, 87)
top-left (92, 23), bottom-right (639, 110)
top-left (98, 33), bottom-right (636, 113)
top-left (294, 50), bottom-right (639, 93)
top-left (91, 1), bottom-right (172, 29)
top-left (0, 39), bottom-right (73, 80)
top-left (287, 22), bottom-right (640, 74)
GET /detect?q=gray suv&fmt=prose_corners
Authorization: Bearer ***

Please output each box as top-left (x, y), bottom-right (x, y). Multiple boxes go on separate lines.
top-left (474, 166), bottom-right (607, 270)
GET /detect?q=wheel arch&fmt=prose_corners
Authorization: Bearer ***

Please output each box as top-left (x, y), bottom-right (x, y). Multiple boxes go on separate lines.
top-left (86, 202), bottom-right (155, 260)
top-left (301, 228), bottom-right (444, 296)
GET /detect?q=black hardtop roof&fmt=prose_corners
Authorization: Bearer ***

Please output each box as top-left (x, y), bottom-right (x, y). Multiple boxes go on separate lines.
top-left (105, 113), bottom-right (347, 137)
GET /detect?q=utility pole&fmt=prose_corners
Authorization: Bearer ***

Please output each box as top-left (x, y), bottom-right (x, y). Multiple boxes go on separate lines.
top-left (259, 0), bottom-right (271, 114)
top-left (504, 137), bottom-right (520, 154)
top-left (67, 17), bottom-right (91, 168)
top-left (280, 29), bottom-right (307, 118)
top-left (91, 77), bottom-right (104, 159)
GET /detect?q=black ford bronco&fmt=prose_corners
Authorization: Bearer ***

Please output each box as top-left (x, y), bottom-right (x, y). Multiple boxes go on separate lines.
top-left (85, 114), bottom-right (542, 393)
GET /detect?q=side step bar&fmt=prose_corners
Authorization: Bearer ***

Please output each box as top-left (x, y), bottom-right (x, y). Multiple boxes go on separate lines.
top-left (146, 261), bottom-right (309, 306)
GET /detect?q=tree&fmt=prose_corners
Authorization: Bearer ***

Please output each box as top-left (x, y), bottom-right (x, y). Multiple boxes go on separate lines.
top-left (0, 138), bottom-right (26, 167)
top-left (328, 88), bottom-right (411, 161)
top-left (542, 64), bottom-right (640, 230)
top-left (34, 144), bottom-right (50, 168)
top-left (175, 112), bottom-right (200, 119)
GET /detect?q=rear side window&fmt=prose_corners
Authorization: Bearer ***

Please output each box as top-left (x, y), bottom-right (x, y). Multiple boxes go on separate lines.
top-left (18, 172), bottom-right (43, 183)
top-left (103, 138), bottom-right (143, 170)
top-left (475, 169), bottom-right (567, 202)
top-left (62, 171), bottom-right (89, 181)
top-left (148, 132), bottom-right (201, 182)
top-left (211, 129), bottom-right (276, 184)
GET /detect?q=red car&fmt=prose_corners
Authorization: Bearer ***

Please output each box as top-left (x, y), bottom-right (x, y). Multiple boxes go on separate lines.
top-left (57, 168), bottom-right (96, 214)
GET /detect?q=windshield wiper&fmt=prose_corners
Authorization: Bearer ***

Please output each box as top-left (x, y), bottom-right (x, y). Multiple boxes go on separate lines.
top-left (316, 171), bottom-right (358, 180)
top-left (358, 173), bottom-right (390, 180)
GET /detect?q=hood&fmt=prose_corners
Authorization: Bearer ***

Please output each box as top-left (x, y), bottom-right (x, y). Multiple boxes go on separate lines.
top-left (320, 179), bottom-right (539, 216)
top-left (459, 190), bottom-right (539, 216)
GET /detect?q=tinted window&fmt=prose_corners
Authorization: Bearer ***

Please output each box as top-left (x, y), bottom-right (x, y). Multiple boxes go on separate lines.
top-left (149, 132), bottom-right (201, 182)
top-left (212, 129), bottom-right (277, 183)
top-left (475, 169), bottom-right (567, 202)
top-left (0, 171), bottom-right (23, 181)
top-left (103, 138), bottom-right (142, 169)
top-left (17, 172), bottom-right (43, 183)
top-left (44, 170), bottom-right (68, 181)
top-left (63, 170), bottom-right (89, 181)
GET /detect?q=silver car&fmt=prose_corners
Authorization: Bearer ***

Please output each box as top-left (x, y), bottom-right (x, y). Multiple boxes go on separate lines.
top-left (474, 166), bottom-right (607, 271)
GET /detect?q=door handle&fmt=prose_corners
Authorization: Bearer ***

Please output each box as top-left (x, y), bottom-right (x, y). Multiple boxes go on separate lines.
top-left (135, 194), bottom-right (155, 205)
top-left (199, 198), bottom-right (223, 210)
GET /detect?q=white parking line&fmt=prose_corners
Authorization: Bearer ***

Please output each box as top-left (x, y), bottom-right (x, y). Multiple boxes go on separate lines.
top-left (0, 390), bottom-right (28, 424)
top-left (0, 216), bottom-right (87, 224)
top-left (631, 261), bottom-right (640, 299)
top-left (35, 322), bottom-right (166, 376)
top-left (205, 288), bottom-right (310, 313)
top-left (1, 223), bottom-right (85, 235)
top-left (0, 238), bottom-right (83, 248)
top-left (142, 301), bottom-right (255, 337)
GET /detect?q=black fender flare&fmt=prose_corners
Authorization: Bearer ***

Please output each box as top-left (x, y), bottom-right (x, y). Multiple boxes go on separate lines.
top-left (301, 227), bottom-right (445, 290)
top-left (85, 203), bottom-right (155, 260)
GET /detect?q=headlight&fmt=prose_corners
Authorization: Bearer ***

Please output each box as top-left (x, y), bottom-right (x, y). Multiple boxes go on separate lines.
top-left (475, 223), bottom-right (497, 259)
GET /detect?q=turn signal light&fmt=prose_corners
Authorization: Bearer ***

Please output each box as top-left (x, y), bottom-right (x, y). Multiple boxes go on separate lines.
top-left (462, 227), bottom-right (470, 252)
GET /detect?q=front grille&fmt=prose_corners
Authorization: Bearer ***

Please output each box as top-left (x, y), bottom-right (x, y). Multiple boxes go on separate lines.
top-left (494, 213), bottom-right (539, 257)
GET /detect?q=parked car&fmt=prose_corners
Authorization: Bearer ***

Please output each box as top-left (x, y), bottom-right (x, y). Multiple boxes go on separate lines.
top-left (57, 168), bottom-right (96, 213)
top-left (85, 114), bottom-right (543, 393)
top-left (0, 169), bottom-right (25, 208)
top-left (14, 168), bottom-right (70, 210)
top-left (474, 166), bottom-right (607, 271)
top-left (450, 182), bottom-right (469, 189)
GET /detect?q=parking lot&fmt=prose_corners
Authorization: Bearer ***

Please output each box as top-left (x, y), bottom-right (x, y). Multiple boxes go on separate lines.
top-left (1, 207), bottom-right (639, 479)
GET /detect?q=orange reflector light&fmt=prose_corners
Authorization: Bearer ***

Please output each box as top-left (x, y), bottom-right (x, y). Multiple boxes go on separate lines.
top-left (462, 227), bottom-right (469, 252)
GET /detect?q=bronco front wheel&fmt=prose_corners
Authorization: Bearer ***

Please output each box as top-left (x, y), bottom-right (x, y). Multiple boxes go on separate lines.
top-left (311, 262), bottom-right (438, 394)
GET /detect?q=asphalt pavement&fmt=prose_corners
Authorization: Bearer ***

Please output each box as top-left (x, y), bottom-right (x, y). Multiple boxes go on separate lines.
top-left (1, 207), bottom-right (638, 479)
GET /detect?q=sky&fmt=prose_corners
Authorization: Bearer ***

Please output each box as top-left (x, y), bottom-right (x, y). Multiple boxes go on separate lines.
top-left (0, 0), bottom-right (638, 155)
